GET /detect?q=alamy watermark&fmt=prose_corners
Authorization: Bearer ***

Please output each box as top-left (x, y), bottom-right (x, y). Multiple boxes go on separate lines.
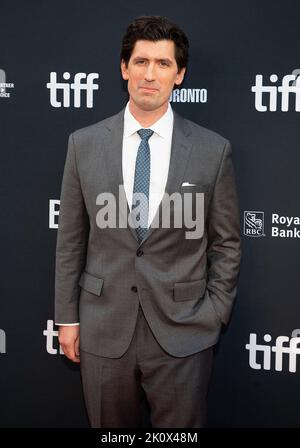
top-left (95, 186), bottom-right (205, 239)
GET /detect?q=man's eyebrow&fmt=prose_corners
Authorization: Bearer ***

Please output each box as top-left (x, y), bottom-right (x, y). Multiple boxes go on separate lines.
top-left (132, 56), bottom-right (173, 63)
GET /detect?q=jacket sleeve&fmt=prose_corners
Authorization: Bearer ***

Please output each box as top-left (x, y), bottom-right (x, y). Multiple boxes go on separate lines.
top-left (54, 133), bottom-right (89, 324)
top-left (206, 140), bottom-right (242, 325)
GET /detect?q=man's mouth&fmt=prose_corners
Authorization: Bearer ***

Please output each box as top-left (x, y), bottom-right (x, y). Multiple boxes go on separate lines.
top-left (140, 87), bottom-right (158, 92)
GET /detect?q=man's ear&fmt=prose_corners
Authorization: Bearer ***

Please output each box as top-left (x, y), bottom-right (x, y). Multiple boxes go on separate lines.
top-left (121, 59), bottom-right (129, 80)
top-left (174, 67), bottom-right (186, 86)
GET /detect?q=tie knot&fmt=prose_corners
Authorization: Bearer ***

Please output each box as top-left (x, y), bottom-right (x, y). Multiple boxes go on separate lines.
top-left (137, 128), bottom-right (154, 141)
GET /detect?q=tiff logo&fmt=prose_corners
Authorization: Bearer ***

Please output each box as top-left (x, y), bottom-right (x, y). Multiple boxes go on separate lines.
top-left (246, 333), bottom-right (300, 373)
top-left (47, 72), bottom-right (99, 108)
top-left (251, 70), bottom-right (300, 112)
top-left (0, 329), bottom-right (6, 354)
top-left (43, 320), bottom-right (64, 354)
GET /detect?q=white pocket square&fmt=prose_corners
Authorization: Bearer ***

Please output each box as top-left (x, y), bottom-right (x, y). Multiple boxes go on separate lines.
top-left (181, 181), bottom-right (197, 186)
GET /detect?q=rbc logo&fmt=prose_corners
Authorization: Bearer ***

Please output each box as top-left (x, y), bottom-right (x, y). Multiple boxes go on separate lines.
top-left (244, 211), bottom-right (265, 237)
top-left (47, 72), bottom-right (99, 108)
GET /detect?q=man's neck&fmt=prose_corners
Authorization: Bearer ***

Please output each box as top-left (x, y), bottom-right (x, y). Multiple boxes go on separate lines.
top-left (128, 100), bottom-right (168, 128)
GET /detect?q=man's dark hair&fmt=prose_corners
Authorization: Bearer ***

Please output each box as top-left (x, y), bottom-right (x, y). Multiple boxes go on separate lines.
top-left (120, 15), bottom-right (189, 73)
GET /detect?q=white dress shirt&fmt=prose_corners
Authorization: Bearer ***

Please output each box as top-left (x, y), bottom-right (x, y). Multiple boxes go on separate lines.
top-left (56, 101), bottom-right (174, 326)
top-left (122, 100), bottom-right (174, 227)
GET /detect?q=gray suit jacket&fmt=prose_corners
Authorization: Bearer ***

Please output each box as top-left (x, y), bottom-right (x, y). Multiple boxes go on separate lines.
top-left (55, 107), bottom-right (241, 358)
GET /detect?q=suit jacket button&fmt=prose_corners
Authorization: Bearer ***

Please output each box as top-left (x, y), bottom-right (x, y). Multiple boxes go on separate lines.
top-left (136, 249), bottom-right (144, 257)
top-left (131, 286), bottom-right (138, 292)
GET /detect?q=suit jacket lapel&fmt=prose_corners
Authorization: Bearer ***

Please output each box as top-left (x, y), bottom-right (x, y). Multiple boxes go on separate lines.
top-left (100, 107), bottom-right (139, 242)
top-left (142, 110), bottom-right (193, 245)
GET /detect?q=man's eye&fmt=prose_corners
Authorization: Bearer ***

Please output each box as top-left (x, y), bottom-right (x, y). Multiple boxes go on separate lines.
top-left (160, 61), bottom-right (169, 67)
top-left (136, 60), bottom-right (145, 64)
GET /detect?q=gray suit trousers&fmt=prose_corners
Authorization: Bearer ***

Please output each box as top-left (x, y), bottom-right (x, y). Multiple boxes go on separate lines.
top-left (80, 304), bottom-right (214, 428)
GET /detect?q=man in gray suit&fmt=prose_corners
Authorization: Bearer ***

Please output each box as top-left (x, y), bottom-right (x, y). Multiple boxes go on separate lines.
top-left (55, 15), bottom-right (241, 428)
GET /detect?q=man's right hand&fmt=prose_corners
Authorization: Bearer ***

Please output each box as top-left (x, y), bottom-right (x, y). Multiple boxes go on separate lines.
top-left (58, 325), bottom-right (80, 363)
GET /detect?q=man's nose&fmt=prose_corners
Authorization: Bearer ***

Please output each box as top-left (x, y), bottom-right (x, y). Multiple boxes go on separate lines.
top-left (144, 63), bottom-right (155, 81)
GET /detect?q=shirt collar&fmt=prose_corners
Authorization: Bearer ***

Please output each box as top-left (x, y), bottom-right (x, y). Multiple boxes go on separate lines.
top-left (124, 100), bottom-right (173, 139)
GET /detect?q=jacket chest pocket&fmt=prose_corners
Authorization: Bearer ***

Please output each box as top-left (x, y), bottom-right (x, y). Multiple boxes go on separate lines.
top-left (179, 183), bottom-right (210, 213)
top-left (180, 182), bottom-right (210, 193)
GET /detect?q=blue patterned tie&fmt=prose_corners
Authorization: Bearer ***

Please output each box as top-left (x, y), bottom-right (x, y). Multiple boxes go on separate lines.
top-left (131, 128), bottom-right (154, 243)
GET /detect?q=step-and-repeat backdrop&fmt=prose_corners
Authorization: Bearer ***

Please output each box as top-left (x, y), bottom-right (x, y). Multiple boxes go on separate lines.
top-left (1, 0), bottom-right (300, 427)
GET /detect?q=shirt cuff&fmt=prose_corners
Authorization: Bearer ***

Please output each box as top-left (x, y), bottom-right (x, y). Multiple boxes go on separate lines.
top-left (55, 322), bottom-right (80, 326)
